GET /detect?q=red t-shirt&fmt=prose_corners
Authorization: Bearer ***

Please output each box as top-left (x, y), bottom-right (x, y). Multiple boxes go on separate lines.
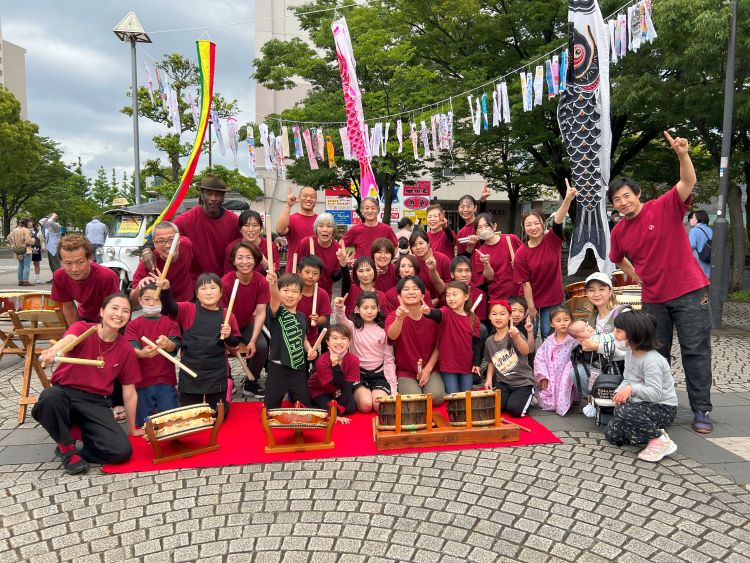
top-left (283, 213), bottom-right (318, 271)
top-left (51, 321), bottom-right (141, 396)
top-left (473, 235), bottom-right (523, 300)
top-left (133, 237), bottom-right (195, 302)
top-left (221, 271), bottom-right (270, 329)
top-left (51, 262), bottom-right (121, 322)
top-left (342, 222), bottom-right (398, 258)
top-left (307, 351), bottom-right (360, 399)
top-left (343, 285), bottom-right (387, 318)
top-left (416, 253), bottom-right (452, 299)
top-left (297, 287), bottom-right (332, 343)
top-left (436, 306), bottom-right (480, 374)
top-left (223, 237), bottom-right (279, 275)
top-left (609, 187), bottom-right (709, 303)
top-left (294, 236), bottom-right (341, 295)
top-left (374, 263), bottom-right (398, 294)
top-left (456, 223), bottom-right (477, 255)
top-left (428, 228), bottom-right (456, 259)
top-left (513, 230), bottom-right (564, 308)
top-left (176, 302), bottom-right (241, 337)
top-left (124, 315), bottom-right (181, 388)
top-left (385, 312), bottom-right (440, 379)
top-left (172, 206), bottom-right (240, 278)
top-left (383, 286), bottom-right (433, 315)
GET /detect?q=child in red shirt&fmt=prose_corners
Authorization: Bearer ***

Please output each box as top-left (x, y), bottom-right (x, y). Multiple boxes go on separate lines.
top-left (308, 324), bottom-right (360, 417)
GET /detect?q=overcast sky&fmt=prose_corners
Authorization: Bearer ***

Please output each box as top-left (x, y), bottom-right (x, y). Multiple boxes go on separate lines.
top-left (0, 0), bottom-right (258, 181)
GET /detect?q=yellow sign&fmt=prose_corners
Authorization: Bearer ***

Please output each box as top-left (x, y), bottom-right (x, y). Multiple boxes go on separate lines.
top-left (114, 216), bottom-right (142, 236)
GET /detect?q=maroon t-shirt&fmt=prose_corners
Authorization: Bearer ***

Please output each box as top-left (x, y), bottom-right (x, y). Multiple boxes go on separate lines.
top-left (51, 262), bottom-right (121, 322)
top-left (343, 222), bottom-right (398, 258)
top-left (125, 315), bottom-right (181, 388)
top-left (415, 252), bottom-right (452, 299)
top-left (473, 235), bottom-right (523, 300)
top-left (343, 285), bottom-right (387, 318)
top-left (456, 223), bottom-right (477, 255)
top-left (307, 351), bottom-right (360, 399)
top-left (436, 306), bottom-right (480, 374)
top-left (223, 236), bottom-right (279, 275)
top-left (297, 287), bottom-right (332, 343)
top-left (172, 206), bottom-right (240, 278)
top-left (133, 236), bottom-right (194, 302)
top-left (283, 213), bottom-right (318, 271)
top-left (513, 230), bottom-right (564, 308)
top-left (383, 286), bottom-right (432, 315)
top-left (374, 263), bottom-right (398, 294)
top-left (609, 186), bottom-right (709, 303)
top-left (221, 271), bottom-right (270, 329)
top-left (385, 312), bottom-right (440, 379)
top-left (51, 321), bottom-right (141, 396)
top-left (295, 236), bottom-right (341, 295)
top-left (428, 228), bottom-right (455, 259)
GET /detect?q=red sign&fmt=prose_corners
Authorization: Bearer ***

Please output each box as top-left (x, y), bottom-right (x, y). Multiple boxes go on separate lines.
top-left (403, 196), bottom-right (430, 210)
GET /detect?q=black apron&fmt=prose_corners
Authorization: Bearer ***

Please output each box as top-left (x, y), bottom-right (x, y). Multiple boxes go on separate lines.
top-left (179, 306), bottom-right (228, 395)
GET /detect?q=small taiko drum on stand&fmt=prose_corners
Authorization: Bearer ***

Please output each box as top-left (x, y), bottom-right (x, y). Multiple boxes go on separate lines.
top-left (376, 394), bottom-right (430, 431)
top-left (0, 291), bottom-right (61, 316)
top-left (614, 285), bottom-right (642, 310)
top-left (143, 402), bottom-right (224, 464)
top-left (261, 403), bottom-right (338, 453)
top-left (444, 389), bottom-right (498, 427)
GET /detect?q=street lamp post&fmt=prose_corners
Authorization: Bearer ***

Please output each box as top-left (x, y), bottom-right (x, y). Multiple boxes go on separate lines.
top-left (708, 0), bottom-right (738, 329)
top-left (113, 12), bottom-right (152, 205)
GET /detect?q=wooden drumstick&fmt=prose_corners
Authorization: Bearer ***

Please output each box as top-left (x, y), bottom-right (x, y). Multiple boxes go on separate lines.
top-left (54, 357), bottom-right (105, 368)
top-left (311, 283), bottom-right (319, 326)
top-left (42, 325), bottom-right (98, 368)
top-left (234, 350), bottom-right (255, 382)
top-left (502, 417), bottom-right (531, 433)
top-left (154, 233), bottom-right (179, 299)
top-left (417, 358), bottom-right (423, 375)
top-left (221, 278), bottom-right (240, 340)
top-left (292, 253), bottom-right (298, 273)
top-left (309, 237), bottom-right (315, 256)
top-left (265, 215), bottom-right (274, 273)
top-left (311, 328), bottom-right (327, 351)
top-left (470, 294), bottom-right (483, 313)
top-left (141, 336), bottom-right (198, 378)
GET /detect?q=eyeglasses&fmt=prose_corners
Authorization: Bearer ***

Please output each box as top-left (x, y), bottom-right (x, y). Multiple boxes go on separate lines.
top-left (154, 237), bottom-right (175, 246)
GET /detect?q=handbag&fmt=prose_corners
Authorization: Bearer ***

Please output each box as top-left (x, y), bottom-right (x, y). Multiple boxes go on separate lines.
top-left (12, 246), bottom-right (27, 256)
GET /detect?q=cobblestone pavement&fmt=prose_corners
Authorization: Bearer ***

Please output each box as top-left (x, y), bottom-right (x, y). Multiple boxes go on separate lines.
top-left (0, 304), bottom-right (748, 561)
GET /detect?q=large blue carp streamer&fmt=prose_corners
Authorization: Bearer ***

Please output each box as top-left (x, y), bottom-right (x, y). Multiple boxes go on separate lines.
top-left (557, 0), bottom-right (613, 275)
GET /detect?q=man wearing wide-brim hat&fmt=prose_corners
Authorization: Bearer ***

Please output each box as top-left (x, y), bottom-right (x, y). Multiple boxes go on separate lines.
top-left (142, 173), bottom-right (240, 281)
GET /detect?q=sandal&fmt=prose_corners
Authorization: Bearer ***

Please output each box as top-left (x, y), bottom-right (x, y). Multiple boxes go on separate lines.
top-left (112, 406), bottom-right (126, 421)
top-left (54, 446), bottom-right (89, 475)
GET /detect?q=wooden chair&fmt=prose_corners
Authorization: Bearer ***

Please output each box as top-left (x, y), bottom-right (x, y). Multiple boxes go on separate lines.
top-left (9, 309), bottom-right (68, 424)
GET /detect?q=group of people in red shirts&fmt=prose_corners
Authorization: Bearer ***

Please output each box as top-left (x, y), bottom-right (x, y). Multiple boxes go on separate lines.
top-left (30, 132), bottom-right (715, 475)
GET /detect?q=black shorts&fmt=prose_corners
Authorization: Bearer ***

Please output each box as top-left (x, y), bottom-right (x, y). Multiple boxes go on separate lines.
top-left (353, 366), bottom-right (391, 395)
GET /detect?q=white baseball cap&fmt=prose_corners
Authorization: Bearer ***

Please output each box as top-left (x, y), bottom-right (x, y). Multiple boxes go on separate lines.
top-left (585, 272), bottom-right (613, 288)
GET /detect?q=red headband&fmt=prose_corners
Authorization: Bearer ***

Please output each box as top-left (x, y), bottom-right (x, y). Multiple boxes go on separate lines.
top-left (488, 299), bottom-right (512, 313)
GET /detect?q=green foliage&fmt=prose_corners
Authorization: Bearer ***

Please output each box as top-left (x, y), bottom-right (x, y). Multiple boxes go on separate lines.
top-left (728, 291), bottom-right (750, 302)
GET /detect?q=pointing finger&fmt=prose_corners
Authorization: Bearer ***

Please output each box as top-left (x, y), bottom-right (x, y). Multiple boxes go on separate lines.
top-left (564, 178), bottom-right (572, 191)
top-left (663, 130), bottom-right (676, 145)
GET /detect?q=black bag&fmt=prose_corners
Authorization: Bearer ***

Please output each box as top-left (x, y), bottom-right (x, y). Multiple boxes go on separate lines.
top-left (696, 225), bottom-right (712, 263)
top-left (590, 342), bottom-right (623, 426)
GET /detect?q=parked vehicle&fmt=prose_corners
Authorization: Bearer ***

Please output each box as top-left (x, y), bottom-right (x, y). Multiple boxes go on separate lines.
top-left (100, 198), bottom-right (250, 293)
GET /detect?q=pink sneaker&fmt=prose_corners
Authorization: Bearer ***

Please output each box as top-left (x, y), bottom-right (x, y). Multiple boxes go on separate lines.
top-left (637, 433), bottom-right (677, 462)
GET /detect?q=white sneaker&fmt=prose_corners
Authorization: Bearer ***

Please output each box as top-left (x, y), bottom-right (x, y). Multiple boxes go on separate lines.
top-left (34, 276), bottom-right (41, 285)
top-left (637, 433), bottom-right (677, 462)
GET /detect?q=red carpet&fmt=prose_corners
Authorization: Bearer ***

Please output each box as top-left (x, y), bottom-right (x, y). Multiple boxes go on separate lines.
top-left (102, 402), bottom-right (560, 474)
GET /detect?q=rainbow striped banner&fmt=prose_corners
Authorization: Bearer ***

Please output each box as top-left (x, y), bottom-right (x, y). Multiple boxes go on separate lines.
top-left (146, 39), bottom-right (216, 237)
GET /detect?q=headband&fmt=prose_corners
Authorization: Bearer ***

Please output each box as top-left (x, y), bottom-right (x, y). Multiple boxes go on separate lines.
top-left (488, 299), bottom-right (512, 313)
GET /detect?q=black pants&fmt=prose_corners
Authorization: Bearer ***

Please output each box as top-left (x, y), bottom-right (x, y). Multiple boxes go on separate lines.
top-left (312, 393), bottom-right (356, 415)
top-left (264, 362), bottom-right (311, 409)
top-left (47, 251), bottom-right (61, 273)
top-left (31, 385), bottom-right (132, 464)
top-left (496, 382), bottom-right (534, 418)
top-left (605, 402), bottom-right (677, 446)
top-left (179, 391), bottom-right (230, 419)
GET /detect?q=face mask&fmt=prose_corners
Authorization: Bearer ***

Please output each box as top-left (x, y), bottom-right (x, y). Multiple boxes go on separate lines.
top-left (478, 228), bottom-right (493, 241)
top-left (142, 304), bottom-right (162, 317)
top-left (614, 339), bottom-right (629, 351)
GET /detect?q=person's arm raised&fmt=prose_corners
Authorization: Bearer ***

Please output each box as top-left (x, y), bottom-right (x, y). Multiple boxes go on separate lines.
top-left (275, 187), bottom-right (296, 236)
top-left (664, 131), bottom-right (697, 203)
top-left (554, 179), bottom-right (577, 225)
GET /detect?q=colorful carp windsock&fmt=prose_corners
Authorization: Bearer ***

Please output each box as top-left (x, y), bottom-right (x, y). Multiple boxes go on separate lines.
top-left (146, 40), bottom-right (215, 238)
top-left (557, 0), bottom-right (613, 275)
top-left (331, 17), bottom-right (378, 199)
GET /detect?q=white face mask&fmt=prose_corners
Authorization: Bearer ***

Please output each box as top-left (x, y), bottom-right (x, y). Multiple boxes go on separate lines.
top-left (614, 339), bottom-right (629, 351)
top-left (478, 228), bottom-right (493, 241)
top-left (142, 304), bottom-right (162, 317)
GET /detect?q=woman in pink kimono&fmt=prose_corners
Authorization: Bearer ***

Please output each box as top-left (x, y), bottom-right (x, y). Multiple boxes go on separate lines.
top-left (534, 306), bottom-right (579, 415)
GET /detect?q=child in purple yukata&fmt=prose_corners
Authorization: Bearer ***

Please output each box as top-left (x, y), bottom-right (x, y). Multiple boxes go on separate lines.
top-left (534, 306), bottom-right (579, 416)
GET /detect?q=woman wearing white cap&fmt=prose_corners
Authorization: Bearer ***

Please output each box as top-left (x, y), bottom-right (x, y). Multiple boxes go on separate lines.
top-left (578, 272), bottom-right (625, 351)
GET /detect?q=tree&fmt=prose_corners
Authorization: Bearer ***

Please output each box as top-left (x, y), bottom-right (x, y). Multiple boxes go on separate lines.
top-left (121, 53), bottom-right (239, 182)
top-left (90, 166), bottom-right (118, 209)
